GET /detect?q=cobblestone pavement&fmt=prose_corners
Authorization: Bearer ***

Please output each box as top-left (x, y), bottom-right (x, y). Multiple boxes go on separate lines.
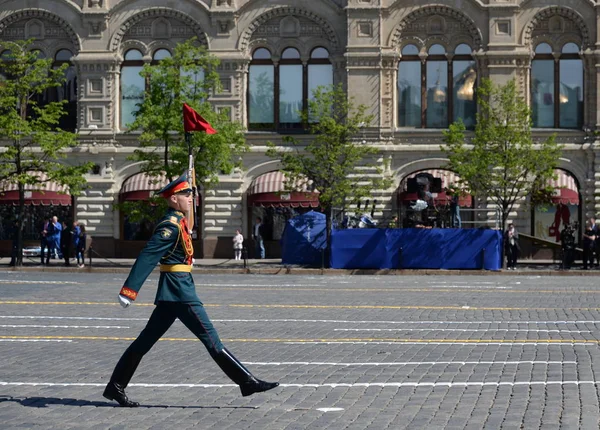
top-left (1, 272), bottom-right (600, 429)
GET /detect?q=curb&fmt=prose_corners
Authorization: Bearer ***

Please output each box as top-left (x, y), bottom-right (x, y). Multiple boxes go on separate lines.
top-left (2, 266), bottom-right (600, 276)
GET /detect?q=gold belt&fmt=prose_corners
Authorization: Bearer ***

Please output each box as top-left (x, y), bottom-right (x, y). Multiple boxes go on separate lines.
top-left (160, 264), bottom-right (192, 273)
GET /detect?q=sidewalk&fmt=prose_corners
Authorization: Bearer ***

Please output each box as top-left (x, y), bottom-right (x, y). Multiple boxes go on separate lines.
top-left (2, 256), bottom-right (600, 276)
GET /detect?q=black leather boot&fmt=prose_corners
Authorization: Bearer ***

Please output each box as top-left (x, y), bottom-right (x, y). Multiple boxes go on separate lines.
top-left (103, 351), bottom-right (143, 407)
top-left (213, 348), bottom-right (279, 397)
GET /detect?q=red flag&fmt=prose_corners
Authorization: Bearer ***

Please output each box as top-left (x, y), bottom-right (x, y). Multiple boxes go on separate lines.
top-left (183, 103), bottom-right (217, 134)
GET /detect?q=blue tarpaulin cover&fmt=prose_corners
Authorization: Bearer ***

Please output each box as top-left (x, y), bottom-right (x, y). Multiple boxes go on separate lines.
top-left (281, 210), bottom-right (327, 266)
top-left (330, 228), bottom-right (502, 270)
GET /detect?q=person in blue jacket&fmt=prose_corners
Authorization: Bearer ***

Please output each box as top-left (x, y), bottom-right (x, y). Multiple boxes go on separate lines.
top-left (46, 216), bottom-right (62, 263)
top-left (103, 171), bottom-right (278, 407)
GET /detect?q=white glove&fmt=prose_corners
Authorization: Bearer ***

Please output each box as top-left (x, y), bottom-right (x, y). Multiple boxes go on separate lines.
top-left (118, 294), bottom-right (132, 308)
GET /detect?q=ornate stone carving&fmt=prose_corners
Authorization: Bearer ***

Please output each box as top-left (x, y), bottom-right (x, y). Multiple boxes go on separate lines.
top-left (0, 10), bottom-right (80, 52)
top-left (111, 8), bottom-right (208, 51)
top-left (392, 6), bottom-right (482, 50)
top-left (240, 7), bottom-right (339, 52)
top-left (524, 7), bottom-right (590, 49)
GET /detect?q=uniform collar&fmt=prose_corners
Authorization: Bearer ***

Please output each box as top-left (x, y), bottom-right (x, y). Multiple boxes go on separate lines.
top-left (167, 208), bottom-right (185, 218)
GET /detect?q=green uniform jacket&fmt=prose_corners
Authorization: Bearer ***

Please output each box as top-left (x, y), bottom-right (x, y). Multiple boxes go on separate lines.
top-left (119, 208), bottom-right (199, 305)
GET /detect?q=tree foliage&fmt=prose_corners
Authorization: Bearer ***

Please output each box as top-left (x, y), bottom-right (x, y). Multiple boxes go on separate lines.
top-left (122, 39), bottom-right (247, 223)
top-left (267, 84), bottom-right (392, 252)
top-left (442, 78), bottom-right (562, 229)
top-left (0, 39), bottom-right (92, 265)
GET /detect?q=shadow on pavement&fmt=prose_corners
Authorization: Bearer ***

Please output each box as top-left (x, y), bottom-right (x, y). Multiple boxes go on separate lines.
top-left (0, 396), bottom-right (258, 409)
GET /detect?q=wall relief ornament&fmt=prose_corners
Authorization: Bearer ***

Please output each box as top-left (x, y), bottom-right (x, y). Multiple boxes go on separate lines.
top-left (524, 7), bottom-right (590, 49)
top-left (111, 8), bottom-right (208, 51)
top-left (0, 10), bottom-right (80, 51)
top-left (240, 7), bottom-right (339, 52)
top-left (391, 6), bottom-right (482, 50)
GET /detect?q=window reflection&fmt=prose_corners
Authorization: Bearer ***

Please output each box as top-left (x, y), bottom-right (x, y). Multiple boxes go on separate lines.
top-left (531, 42), bottom-right (583, 128)
top-left (426, 61), bottom-right (448, 128)
top-left (398, 43), bottom-right (475, 128)
top-left (121, 49), bottom-right (144, 128)
top-left (398, 61), bottom-right (421, 127)
top-left (248, 46), bottom-right (333, 131)
top-left (249, 64), bottom-right (274, 125)
top-left (559, 59), bottom-right (583, 128)
top-left (54, 50), bottom-right (77, 131)
top-left (279, 48), bottom-right (302, 126)
top-left (453, 60), bottom-right (476, 128)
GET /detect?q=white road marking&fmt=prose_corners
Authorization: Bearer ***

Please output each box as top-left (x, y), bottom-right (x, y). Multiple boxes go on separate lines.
top-left (0, 316), bottom-right (146, 321)
top-left (316, 408), bottom-right (344, 412)
top-left (0, 280), bottom-right (80, 285)
top-left (3, 316), bottom-right (600, 326)
top-left (243, 361), bottom-right (577, 366)
top-left (0, 339), bottom-right (72, 342)
top-left (213, 319), bottom-right (600, 326)
top-left (4, 381), bottom-right (600, 389)
top-left (334, 328), bottom-right (592, 333)
top-left (0, 324), bottom-right (129, 329)
top-left (284, 341), bottom-right (598, 346)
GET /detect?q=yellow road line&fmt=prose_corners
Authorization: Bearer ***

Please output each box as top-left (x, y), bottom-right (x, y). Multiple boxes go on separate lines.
top-left (1, 300), bottom-right (600, 311)
top-left (203, 287), bottom-right (600, 294)
top-left (0, 335), bottom-right (595, 343)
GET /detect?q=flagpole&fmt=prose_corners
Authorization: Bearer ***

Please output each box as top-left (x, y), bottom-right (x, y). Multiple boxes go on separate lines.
top-left (185, 131), bottom-right (196, 235)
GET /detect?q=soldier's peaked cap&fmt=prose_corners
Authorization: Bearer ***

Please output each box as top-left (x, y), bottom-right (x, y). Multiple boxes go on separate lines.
top-left (157, 171), bottom-right (192, 197)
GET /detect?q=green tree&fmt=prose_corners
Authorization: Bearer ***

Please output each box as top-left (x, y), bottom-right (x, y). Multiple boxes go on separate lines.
top-left (0, 39), bottom-right (92, 266)
top-left (442, 78), bottom-right (562, 230)
top-left (267, 84), bottom-right (392, 260)
top-left (123, 39), bottom-right (247, 228)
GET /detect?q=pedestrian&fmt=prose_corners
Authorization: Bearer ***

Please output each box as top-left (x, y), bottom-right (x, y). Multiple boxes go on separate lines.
top-left (233, 229), bottom-right (244, 260)
top-left (504, 223), bottom-right (520, 270)
top-left (253, 217), bottom-right (265, 259)
top-left (40, 218), bottom-right (50, 265)
top-left (449, 193), bottom-right (461, 228)
top-left (582, 218), bottom-right (596, 270)
top-left (103, 171), bottom-right (278, 407)
top-left (9, 220), bottom-right (18, 267)
top-left (76, 224), bottom-right (86, 268)
top-left (60, 221), bottom-right (72, 266)
top-left (46, 216), bottom-right (62, 262)
top-left (71, 221), bottom-right (81, 260)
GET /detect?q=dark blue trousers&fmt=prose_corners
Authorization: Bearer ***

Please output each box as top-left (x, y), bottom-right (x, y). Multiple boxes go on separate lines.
top-left (126, 301), bottom-right (224, 358)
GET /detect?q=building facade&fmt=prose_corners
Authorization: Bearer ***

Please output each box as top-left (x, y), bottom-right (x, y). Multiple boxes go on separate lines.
top-left (0, 0), bottom-right (596, 258)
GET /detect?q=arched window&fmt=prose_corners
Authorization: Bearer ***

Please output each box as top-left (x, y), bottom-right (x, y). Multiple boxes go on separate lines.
top-left (279, 48), bottom-right (303, 127)
top-left (398, 43), bottom-right (476, 128)
top-left (248, 48), bottom-right (274, 130)
top-left (120, 49), bottom-right (145, 128)
top-left (426, 44), bottom-right (448, 128)
top-left (52, 49), bottom-right (76, 131)
top-left (152, 48), bottom-right (171, 63)
top-left (452, 44), bottom-right (477, 129)
top-left (308, 47), bottom-right (333, 117)
top-left (398, 44), bottom-right (421, 127)
top-left (248, 46), bottom-right (333, 131)
top-left (531, 42), bottom-right (583, 128)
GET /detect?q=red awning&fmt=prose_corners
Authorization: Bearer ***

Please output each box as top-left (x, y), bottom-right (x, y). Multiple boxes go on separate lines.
top-left (248, 171), bottom-right (319, 208)
top-left (399, 191), bottom-right (472, 208)
top-left (248, 191), bottom-right (320, 208)
top-left (120, 172), bottom-right (169, 202)
top-left (0, 173), bottom-right (71, 205)
top-left (551, 188), bottom-right (579, 205)
top-left (0, 190), bottom-right (71, 206)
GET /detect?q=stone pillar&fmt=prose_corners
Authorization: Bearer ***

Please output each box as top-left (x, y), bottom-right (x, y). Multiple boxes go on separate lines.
top-left (71, 53), bottom-right (119, 133)
top-left (213, 56), bottom-right (247, 126)
top-left (346, 0), bottom-right (382, 127)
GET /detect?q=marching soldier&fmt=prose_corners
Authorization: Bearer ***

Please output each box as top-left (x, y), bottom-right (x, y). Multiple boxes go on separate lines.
top-left (103, 172), bottom-right (278, 407)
